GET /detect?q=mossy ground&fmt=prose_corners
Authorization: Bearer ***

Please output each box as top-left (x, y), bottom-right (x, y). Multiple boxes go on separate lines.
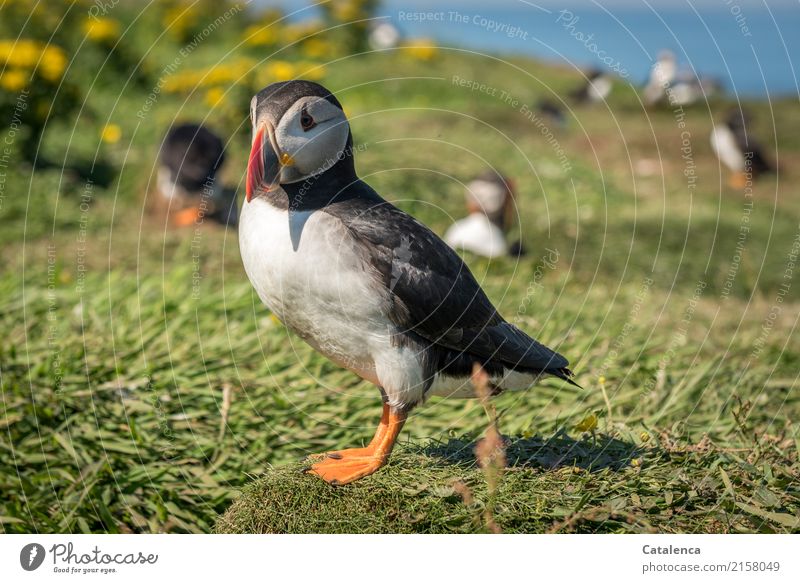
top-left (217, 434), bottom-right (798, 534)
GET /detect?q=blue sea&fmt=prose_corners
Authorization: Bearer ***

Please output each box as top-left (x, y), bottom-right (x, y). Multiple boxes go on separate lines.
top-left (265, 0), bottom-right (800, 98)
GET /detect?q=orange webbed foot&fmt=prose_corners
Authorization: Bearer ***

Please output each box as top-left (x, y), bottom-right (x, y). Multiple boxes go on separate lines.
top-left (305, 404), bottom-right (407, 486)
top-left (307, 449), bottom-right (387, 485)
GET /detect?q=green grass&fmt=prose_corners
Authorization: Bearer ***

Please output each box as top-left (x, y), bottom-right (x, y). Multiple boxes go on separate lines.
top-left (1, 43), bottom-right (799, 533)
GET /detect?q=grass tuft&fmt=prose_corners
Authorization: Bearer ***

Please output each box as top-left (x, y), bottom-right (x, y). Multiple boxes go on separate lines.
top-left (216, 434), bottom-right (799, 534)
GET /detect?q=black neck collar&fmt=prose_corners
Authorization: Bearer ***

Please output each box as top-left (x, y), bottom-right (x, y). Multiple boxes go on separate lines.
top-left (261, 137), bottom-right (361, 212)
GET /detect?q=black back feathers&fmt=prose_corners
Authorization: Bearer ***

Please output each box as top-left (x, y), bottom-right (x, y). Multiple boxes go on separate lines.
top-left (160, 124), bottom-right (225, 192)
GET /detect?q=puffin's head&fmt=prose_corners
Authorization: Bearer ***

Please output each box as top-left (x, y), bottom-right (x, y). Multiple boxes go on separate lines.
top-left (725, 108), bottom-right (750, 133)
top-left (246, 80), bottom-right (350, 202)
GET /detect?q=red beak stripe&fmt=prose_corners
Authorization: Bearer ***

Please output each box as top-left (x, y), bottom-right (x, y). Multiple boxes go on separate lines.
top-left (246, 126), bottom-right (265, 202)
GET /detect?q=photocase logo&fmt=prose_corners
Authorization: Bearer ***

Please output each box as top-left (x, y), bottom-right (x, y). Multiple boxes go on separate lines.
top-left (20, 543), bottom-right (46, 571)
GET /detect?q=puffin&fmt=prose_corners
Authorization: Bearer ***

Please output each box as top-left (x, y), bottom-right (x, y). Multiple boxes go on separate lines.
top-left (570, 69), bottom-right (612, 104)
top-left (668, 70), bottom-right (703, 107)
top-left (643, 50), bottom-right (676, 106)
top-left (444, 169), bottom-right (521, 259)
top-left (239, 80), bottom-right (576, 485)
top-left (154, 123), bottom-right (238, 227)
top-left (368, 21), bottom-right (401, 51)
top-left (669, 70), bottom-right (720, 107)
top-left (710, 109), bottom-right (773, 189)
top-left (536, 99), bottom-right (567, 129)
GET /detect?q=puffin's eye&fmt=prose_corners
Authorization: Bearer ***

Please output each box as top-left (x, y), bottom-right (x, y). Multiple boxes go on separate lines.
top-left (300, 107), bottom-right (316, 131)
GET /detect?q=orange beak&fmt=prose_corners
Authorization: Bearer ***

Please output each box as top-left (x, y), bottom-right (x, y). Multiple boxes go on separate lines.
top-left (246, 122), bottom-right (293, 202)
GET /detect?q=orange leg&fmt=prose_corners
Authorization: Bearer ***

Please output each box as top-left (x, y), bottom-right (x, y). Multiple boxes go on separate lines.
top-left (307, 403), bottom-right (406, 485)
top-left (172, 206), bottom-right (203, 227)
top-left (729, 171), bottom-right (749, 190)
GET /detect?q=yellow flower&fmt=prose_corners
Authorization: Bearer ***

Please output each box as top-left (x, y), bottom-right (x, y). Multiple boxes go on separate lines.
top-left (208, 59), bottom-right (253, 85)
top-left (38, 46), bottom-right (68, 82)
top-left (83, 17), bottom-right (120, 43)
top-left (164, 58), bottom-right (256, 93)
top-left (294, 61), bottom-right (326, 81)
top-left (598, 375), bottom-right (606, 385)
top-left (163, 5), bottom-right (197, 38)
top-left (301, 38), bottom-right (331, 59)
top-left (402, 39), bottom-right (438, 61)
top-left (204, 87), bottom-right (225, 107)
top-left (0, 40), bottom-right (40, 67)
top-left (280, 21), bottom-right (324, 44)
top-left (0, 40), bottom-right (67, 82)
top-left (243, 24), bottom-right (279, 47)
top-left (266, 60), bottom-right (294, 81)
top-left (101, 123), bottom-right (121, 144)
top-left (331, 0), bottom-right (364, 22)
top-left (575, 413), bottom-right (598, 432)
top-left (0, 69), bottom-right (28, 92)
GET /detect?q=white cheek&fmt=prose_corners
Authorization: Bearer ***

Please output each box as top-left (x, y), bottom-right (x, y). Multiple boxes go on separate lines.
top-left (277, 122), bottom-right (349, 177)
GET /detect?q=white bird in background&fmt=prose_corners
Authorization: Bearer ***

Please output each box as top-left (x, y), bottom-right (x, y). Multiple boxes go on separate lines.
top-left (643, 50), bottom-right (676, 105)
top-left (571, 69), bottom-right (613, 104)
top-left (444, 170), bottom-right (517, 259)
top-left (153, 123), bottom-right (237, 227)
top-left (368, 21), bottom-right (401, 50)
top-left (669, 70), bottom-right (703, 107)
top-left (710, 109), bottom-right (773, 189)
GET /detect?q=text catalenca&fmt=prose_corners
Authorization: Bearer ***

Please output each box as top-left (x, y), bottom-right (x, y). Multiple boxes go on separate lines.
top-left (643, 545), bottom-right (700, 555)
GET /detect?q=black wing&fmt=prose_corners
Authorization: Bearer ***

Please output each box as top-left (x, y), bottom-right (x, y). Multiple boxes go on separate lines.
top-left (731, 124), bottom-right (773, 175)
top-left (326, 183), bottom-right (572, 378)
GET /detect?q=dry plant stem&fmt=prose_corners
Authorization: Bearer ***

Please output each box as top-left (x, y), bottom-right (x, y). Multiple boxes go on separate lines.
top-left (471, 363), bottom-right (506, 533)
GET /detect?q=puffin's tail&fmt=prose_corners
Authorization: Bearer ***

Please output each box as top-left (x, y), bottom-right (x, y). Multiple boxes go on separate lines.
top-left (550, 367), bottom-right (582, 389)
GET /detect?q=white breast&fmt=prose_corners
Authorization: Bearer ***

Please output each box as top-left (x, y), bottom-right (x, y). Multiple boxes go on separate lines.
top-left (239, 199), bottom-right (386, 375)
top-left (711, 125), bottom-right (745, 172)
top-left (238, 198), bottom-right (541, 407)
top-left (589, 77), bottom-right (612, 101)
top-left (444, 214), bottom-right (507, 258)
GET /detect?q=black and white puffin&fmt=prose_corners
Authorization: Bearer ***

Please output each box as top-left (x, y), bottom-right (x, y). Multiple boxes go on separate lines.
top-left (669, 70), bottom-right (721, 107)
top-left (570, 69), bottom-right (612, 104)
top-left (444, 170), bottom-right (520, 259)
top-left (710, 109), bottom-right (773, 189)
top-left (668, 70), bottom-right (703, 107)
top-left (154, 123), bottom-right (237, 227)
top-left (239, 80), bottom-right (576, 485)
top-left (536, 99), bottom-right (567, 129)
top-left (643, 50), bottom-right (676, 106)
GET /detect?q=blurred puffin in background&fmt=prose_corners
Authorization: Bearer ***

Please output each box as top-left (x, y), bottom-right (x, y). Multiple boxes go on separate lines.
top-left (153, 123), bottom-right (237, 227)
top-left (368, 20), bottom-right (401, 50)
top-left (536, 99), bottom-right (567, 129)
top-left (669, 69), bottom-right (722, 107)
top-left (643, 50), bottom-right (676, 106)
top-left (570, 69), bottom-right (613, 104)
top-left (239, 80), bottom-right (575, 485)
top-left (444, 170), bottom-right (523, 258)
top-left (711, 109), bottom-right (773, 189)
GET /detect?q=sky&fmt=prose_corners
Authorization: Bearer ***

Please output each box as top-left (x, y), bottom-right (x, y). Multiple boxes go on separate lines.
top-left (252, 0), bottom-right (800, 96)
top-left (256, 0), bottom-right (799, 9)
